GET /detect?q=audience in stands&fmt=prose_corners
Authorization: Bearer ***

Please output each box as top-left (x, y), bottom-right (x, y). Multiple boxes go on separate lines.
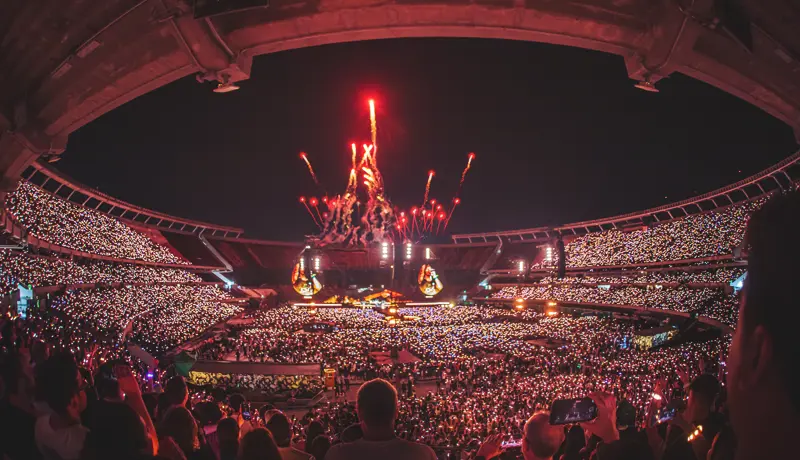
top-left (6, 182), bottom-right (188, 265)
top-left (1, 175), bottom-right (796, 460)
top-left (1, 248), bottom-right (200, 296)
top-left (492, 283), bottom-right (739, 327)
top-left (537, 198), bottom-right (765, 268)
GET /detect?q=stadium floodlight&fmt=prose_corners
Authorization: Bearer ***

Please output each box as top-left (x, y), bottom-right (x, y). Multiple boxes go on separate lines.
top-left (381, 241), bottom-right (390, 260)
top-left (634, 79), bottom-right (659, 93)
top-left (406, 242), bottom-right (413, 260)
top-left (299, 257), bottom-right (305, 271)
top-left (517, 260), bottom-right (525, 273)
top-left (545, 246), bottom-right (553, 262)
top-left (213, 81), bottom-right (240, 93)
top-left (425, 247), bottom-right (431, 260)
top-left (313, 256), bottom-right (321, 271)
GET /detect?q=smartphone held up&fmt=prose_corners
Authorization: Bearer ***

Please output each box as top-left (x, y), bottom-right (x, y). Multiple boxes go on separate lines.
top-left (549, 397), bottom-right (598, 425)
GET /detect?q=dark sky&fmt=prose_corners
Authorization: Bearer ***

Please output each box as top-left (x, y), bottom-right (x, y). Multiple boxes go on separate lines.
top-left (60, 38), bottom-right (797, 241)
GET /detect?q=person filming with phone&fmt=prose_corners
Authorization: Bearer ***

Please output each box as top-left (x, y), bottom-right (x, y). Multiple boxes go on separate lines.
top-left (645, 373), bottom-right (723, 460)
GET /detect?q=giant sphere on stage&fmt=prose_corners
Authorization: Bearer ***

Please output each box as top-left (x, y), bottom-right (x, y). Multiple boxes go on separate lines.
top-left (292, 263), bottom-right (322, 296)
top-left (418, 264), bottom-right (443, 296)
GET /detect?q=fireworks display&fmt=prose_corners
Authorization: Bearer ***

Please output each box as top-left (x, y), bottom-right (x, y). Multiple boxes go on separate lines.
top-left (298, 99), bottom-right (475, 246)
top-left (299, 152), bottom-right (321, 188)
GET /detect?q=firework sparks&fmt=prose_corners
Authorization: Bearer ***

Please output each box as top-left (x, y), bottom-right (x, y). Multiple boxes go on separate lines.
top-left (300, 152), bottom-right (321, 187)
top-left (422, 170), bottom-right (435, 208)
top-left (299, 196), bottom-right (321, 229)
top-left (310, 197), bottom-right (324, 223)
top-left (456, 152), bottom-right (475, 197)
top-left (297, 99), bottom-right (474, 244)
top-left (369, 99), bottom-right (377, 163)
top-left (444, 197), bottom-right (460, 230)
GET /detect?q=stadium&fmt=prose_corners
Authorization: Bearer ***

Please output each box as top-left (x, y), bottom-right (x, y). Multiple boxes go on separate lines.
top-left (1, 2), bottom-right (800, 460)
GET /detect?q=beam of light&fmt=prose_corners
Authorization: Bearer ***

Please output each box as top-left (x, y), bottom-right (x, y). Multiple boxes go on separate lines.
top-left (300, 152), bottom-right (321, 187)
top-left (369, 99), bottom-right (377, 164)
top-left (351, 143), bottom-right (357, 170)
top-left (422, 170), bottom-right (435, 207)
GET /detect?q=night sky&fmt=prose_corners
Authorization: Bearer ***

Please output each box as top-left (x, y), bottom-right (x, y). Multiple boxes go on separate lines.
top-left (60, 38), bottom-right (797, 241)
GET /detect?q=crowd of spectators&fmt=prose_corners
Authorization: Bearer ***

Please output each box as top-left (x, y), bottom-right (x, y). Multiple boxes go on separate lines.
top-left (5, 182), bottom-right (188, 264)
top-left (1, 183), bottom-right (795, 460)
top-left (535, 266), bottom-right (745, 285)
top-left (535, 198), bottom-right (765, 269)
top-left (1, 248), bottom-right (201, 295)
top-left (192, 304), bottom-right (730, 458)
top-left (189, 372), bottom-right (323, 397)
top-left (49, 285), bottom-right (241, 355)
top-left (492, 284), bottom-right (733, 313)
